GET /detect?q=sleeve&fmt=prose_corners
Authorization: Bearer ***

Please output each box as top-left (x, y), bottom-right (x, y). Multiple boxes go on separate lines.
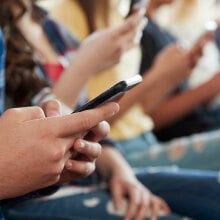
top-left (99, 137), bottom-right (117, 148)
top-left (1, 185), bottom-right (60, 208)
top-left (140, 19), bottom-right (176, 75)
top-left (0, 28), bottom-right (5, 115)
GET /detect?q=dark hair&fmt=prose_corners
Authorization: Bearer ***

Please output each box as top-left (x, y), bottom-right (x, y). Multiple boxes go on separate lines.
top-left (0, 0), bottom-right (48, 107)
top-left (77, 0), bottom-right (110, 33)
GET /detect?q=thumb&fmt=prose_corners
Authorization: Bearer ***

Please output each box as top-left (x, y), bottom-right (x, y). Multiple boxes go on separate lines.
top-left (40, 100), bottom-right (62, 117)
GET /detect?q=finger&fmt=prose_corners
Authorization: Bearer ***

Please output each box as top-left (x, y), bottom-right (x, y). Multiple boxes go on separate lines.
top-left (40, 99), bottom-right (62, 117)
top-left (158, 197), bottom-right (171, 214)
top-left (149, 198), bottom-right (157, 220)
top-left (65, 159), bottom-right (96, 178)
top-left (125, 188), bottom-right (141, 220)
top-left (111, 182), bottom-right (124, 210)
top-left (5, 106), bottom-right (45, 123)
top-left (43, 102), bottom-right (119, 137)
top-left (136, 193), bottom-right (150, 220)
top-left (84, 121), bottom-right (110, 142)
top-left (73, 139), bottom-right (102, 160)
top-left (150, 196), bottom-right (163, 220)
top-left (118, 13), bottom-right (141, 36)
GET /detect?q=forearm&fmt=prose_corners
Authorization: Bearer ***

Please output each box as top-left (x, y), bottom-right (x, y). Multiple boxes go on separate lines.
top-left (150, 77), bottom-right (220, 130)
top-left (96, 146), bottom-right (134, 180)
top-left (51, 55), bottom-right (92, 109)
top-left (109, 67), bottom-right (179, 123)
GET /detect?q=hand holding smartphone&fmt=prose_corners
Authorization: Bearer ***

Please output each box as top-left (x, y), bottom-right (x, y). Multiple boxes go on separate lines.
top-left (73, 75), bottom-right (142, 113)
top-left (127, 0), bottom-right (148, 17)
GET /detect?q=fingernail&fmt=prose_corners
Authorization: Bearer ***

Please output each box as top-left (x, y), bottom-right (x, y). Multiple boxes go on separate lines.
top-left (110, 103), bottom-right (120, 116)
top-left (66, 161), bottom-right (73, 170)
top-left (47, 110), bottom-right (60, 117)
top-left (77, 140), bottom-right (85, 151)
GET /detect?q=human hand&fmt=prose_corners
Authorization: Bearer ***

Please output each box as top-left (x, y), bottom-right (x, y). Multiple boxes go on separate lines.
top-left (109, 170), bottom-right (170, 220)
top-left (188, 30), bottom-right (215, 67)
top-left (74, 11), bottom-right (146, 76)
top-left (0, 100), bottom-right (119, 199)
top-left (43, 100), bottom-right (111, 182)
top-left (60, 121), bottom-right (111, 182)
top-left (150, 43), bottom-right (193, 86)
top-left (150, 32), bottom-right (212, 87)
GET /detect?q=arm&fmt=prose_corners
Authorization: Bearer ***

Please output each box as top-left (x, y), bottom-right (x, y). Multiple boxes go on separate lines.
top-left (108, 44), bottom-right (196, 123)
top-left (149, 71), bottom-right (220, 130)
top-left (51, 12), bottom-right (144, 109)
top-left (96, 146), bottom-right (170, 220)
top-left (109, 33), bottom-right (214, 123)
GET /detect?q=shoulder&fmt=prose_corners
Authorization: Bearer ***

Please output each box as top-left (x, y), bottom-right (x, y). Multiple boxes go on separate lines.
top-left (40, 0), bottom-right (89, 40)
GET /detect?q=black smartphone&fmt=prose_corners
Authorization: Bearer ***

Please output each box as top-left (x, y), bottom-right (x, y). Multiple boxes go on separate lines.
top-left (127, 0), bottom-right (148, 16)
top-left (73, 75), bottom-right (142, 113)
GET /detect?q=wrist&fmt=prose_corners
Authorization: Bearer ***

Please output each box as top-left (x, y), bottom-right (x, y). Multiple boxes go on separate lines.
top-left (73, 50), bottom-right (97, 78)
top-left (32, 87), bottom-right (72, 115)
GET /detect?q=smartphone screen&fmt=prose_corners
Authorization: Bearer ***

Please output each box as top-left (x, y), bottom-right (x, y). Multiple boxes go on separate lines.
top-left (73, 75), bottom-right (142, 113)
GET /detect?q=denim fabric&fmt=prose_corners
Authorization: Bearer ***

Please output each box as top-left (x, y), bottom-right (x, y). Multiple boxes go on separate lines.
top-left (0, 29), bottom-right (5, 115)
top-left (136, 169), bottom-right (220, 220)
top-left (2, 190), bottom-right (182, 220)
top-left (116, 130), bottom-right (220, 170)
top-left (0, 28), bottom-right (5, 220)
top-left (4, 168), bottom-right (220, 220)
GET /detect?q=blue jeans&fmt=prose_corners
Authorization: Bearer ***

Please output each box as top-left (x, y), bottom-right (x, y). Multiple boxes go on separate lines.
top-left (3, 168), bottom-right (220, 220)
top-left (116, 130), bottom-right (220, 170)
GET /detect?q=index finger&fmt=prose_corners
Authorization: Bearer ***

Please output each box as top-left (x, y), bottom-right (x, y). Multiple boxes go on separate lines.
top-left (43, 102), bottom-right (119, 137)
top-left (118, 13), bottom-right (141, 36)
top-left (191, 31), bottom-right (214, 54)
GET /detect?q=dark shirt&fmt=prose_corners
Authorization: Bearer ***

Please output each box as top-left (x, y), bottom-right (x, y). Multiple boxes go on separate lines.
top-left (140, 18), bottom-right (220, 141)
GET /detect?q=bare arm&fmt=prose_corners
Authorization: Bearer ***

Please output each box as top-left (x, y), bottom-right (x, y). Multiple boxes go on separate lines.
top-left (109, 33), bottom-right (213, 124)
top-left (108, 44), bottom-right (197, 123)
top-left (150, 71), bottom-right (220, 130)
top-left (51, 12), bottom-right (143, 109)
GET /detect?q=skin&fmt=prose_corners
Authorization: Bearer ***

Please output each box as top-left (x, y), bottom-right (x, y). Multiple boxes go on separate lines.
top-left (95, 146), bottom-right (170, 220)
top-left (108, 33), bottom-right (208, 123)
top-left (0, 100), bottom-right (119, 199)
top-left (14, 1), bottom-right (143, 108)
top-left (142, 0), bottom-right (220, 130)
top-left (7, 1), bottom-right (168, 218)
top-left (146, 0), bottom-right (175, 17)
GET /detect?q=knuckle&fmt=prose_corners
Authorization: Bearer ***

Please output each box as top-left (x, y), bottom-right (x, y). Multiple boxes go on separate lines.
top-left (96, 145), bottom-right (102, 157)
top-left (82, 163), bottom-right (95, 177)
top-left (51, 163), bottom-right (63, 176)
top-left (3, 108), bottom-right (17, 118)
top-left (49, 174), bottom-right (61, 184)
top-left (86, 142), bottom-right (102, 157)
top-left (32, 106), bottom-right (45, 116)
top-left (80, 115), bottom-right (92, 130)
top-left (50, 145), bottom-right (66, 162)
top-left (96, 144), bottom-right (102, 157)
